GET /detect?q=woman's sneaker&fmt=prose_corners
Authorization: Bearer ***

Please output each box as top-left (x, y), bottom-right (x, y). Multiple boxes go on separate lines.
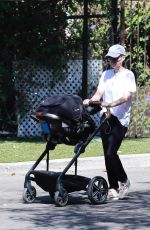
top-left (119, 179), bottom-right (131, 199)
top-left (107, 188), bottom-right (119, 201)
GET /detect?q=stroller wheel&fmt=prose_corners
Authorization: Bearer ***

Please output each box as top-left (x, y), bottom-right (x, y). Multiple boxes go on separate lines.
top-left (23, 186), bottom-right (36, 203)
top-left (87, 176), bottom-right (108, 204)
top-left (54, 190), bottom-right (68, 207)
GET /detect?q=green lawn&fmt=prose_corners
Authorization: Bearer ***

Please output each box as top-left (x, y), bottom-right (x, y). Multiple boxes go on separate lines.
top-left (0, 137), bottom-right (150, 163)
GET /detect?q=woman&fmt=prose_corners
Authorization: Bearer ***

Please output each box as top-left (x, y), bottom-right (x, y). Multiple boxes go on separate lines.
top-left (84, 44), bottom-right (136, 200)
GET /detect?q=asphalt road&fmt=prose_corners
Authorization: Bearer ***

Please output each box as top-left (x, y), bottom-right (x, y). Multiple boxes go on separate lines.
top-left (0, 154), bottom-right (150, 230)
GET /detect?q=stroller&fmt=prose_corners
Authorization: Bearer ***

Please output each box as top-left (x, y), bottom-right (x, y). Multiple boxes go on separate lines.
top-left (23, 94), bottom-right (108, 206)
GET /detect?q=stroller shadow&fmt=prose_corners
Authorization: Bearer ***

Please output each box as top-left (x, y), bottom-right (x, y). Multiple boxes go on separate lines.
top-left (35, 190), bottom-right (91, 205)
top-left (34, 188), bottom-right (147, 206)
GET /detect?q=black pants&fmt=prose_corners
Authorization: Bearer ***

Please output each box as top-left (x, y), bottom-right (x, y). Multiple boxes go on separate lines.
top-left (100, 114), bottom-right (128, 190)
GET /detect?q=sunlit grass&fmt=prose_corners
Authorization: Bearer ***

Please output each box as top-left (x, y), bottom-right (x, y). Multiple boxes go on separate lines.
top-left (0, 137), bottom-right (149, 163)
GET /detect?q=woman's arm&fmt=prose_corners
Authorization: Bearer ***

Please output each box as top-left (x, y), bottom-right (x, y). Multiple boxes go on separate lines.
top-left (101, 91), bottom-right (132, 108)
top-left (83, 88), bottom-right (104, 105)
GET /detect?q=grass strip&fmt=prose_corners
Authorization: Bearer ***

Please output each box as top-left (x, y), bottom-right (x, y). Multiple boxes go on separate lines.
top-left (0, 137), bottom-right (150, 163)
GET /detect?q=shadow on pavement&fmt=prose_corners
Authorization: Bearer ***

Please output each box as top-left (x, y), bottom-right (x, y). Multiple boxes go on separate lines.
top-left (2, 190), bottom-right (150, 230)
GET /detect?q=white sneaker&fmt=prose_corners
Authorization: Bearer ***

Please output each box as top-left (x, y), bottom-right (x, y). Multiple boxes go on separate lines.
top-left (107, 188), bottom-right (119, 201)
top-left (119, 179), bottom-right (131, 199)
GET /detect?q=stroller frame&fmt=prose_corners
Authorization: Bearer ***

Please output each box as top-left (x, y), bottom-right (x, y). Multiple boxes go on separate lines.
top-left (23, 104), bottom-right (109, 207)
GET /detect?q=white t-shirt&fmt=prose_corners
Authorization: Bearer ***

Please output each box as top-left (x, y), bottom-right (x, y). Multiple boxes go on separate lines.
top-left (98, 69), bottom-right (136, 127)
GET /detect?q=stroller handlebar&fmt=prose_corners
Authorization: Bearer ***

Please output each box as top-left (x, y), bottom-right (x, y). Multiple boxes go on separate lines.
top-left (89, 100), bottom-right (101, 106)
top-left (84, 100), bottom-right (102, 115)
top-left (87, 100), bottom-right (111, 119)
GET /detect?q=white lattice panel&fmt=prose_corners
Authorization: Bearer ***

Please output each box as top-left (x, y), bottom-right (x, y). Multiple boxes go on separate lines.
top-left (16, 60), bottom-right (102, 137)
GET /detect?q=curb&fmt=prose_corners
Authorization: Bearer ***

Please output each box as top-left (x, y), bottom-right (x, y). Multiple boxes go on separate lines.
top-left (0, 153), bottom-right (150, 175)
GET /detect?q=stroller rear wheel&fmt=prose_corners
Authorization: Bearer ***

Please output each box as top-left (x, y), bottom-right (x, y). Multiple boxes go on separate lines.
top-left (87, 176), bottom-right (108, 204)
top-left (23, 186), bottom-right (36, 203)
top-left (54, 190), bottom-right (68, 207)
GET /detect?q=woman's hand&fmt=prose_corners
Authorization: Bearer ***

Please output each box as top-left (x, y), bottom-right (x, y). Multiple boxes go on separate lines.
top-left (101, 101), bottom-right (111, 108)
top-left (83, 99), bottom-right (90, 106)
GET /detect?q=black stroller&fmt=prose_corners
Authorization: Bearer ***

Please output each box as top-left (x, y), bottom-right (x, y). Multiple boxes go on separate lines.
top-left (23, 94), bottom-right (108, 206)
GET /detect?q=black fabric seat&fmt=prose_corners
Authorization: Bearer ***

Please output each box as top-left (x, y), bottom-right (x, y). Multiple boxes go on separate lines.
top-left (35, 94), bottom-right (95, 145)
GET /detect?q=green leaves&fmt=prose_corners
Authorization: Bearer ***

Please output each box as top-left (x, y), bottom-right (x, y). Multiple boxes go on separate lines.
top-left (125, 1), bottom-right (150, 86)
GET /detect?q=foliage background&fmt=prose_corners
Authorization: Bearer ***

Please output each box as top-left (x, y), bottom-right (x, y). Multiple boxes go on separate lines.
top-left (0, 0), bottom-right (149, 136)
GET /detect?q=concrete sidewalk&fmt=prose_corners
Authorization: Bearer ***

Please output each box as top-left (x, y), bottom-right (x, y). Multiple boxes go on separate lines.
top-left (0, 153), bottom-right (150, 174)
top-left (0, 153), bottom-right (150, 230)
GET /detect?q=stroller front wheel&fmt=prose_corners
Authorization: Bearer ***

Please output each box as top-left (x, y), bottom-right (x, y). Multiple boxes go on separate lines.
top-left (87, 176), bottom-right (108, 204)
top-left (23, 186), bottom-right (36, 203)
top-left (54, 190), bottom-right (68, 207)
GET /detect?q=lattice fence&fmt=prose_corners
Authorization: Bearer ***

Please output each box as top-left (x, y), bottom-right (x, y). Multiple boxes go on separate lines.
top-left (15, 60), bottom-right (102, 137)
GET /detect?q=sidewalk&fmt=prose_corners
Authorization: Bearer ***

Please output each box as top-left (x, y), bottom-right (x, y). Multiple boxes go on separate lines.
top-left (0, 153), bottom-right (150, 230)
top-left (0, 153), bottom-right (150, 174)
